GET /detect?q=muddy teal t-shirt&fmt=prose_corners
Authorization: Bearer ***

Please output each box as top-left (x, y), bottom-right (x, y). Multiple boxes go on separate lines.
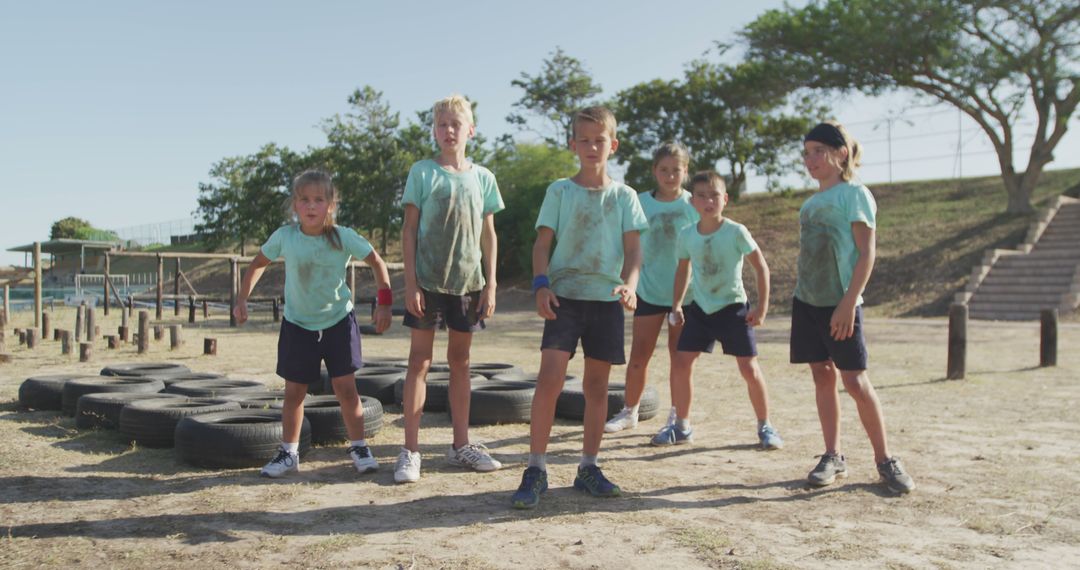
top-left (402, 159), bottom-right (504, 295)
top-left (794, 181), bottom-right (877, 307)
top-left (260, 224), bottom-right (373, 331)
top-left (636, 190), bottom-right (699, 307)
top-left (535, 179), bottom-right (648, 301)
top-left (675, 219), bottom-right (758, 314)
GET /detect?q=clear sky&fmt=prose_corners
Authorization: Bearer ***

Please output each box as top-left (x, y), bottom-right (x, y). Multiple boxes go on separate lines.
top-left (3, 1), bottom-right (1078, 267)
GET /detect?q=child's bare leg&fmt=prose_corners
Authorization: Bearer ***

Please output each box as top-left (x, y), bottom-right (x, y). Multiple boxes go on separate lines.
top-left (735, 356), bottom-right (769, 422)
top-left (582, 357), bottom-right (612, 456)
top-left (529, 349), bottom-right (570, 455)
top-left (840, 369), bottom-right (890, 463)
top-left (810, 361), bottom-right (841, 454)
top-left (446, 329), bottom-right (474, 448)
top-left (623, 314), bottom-right (664, 407)
top-left (331, 374), bottom-right (365, 440)
top-left (403, 328), bottom-right (435, 452)
top-left (281, 380), bottom-right (309, 443)
top-left (670, 350), bottom-right (698, 419)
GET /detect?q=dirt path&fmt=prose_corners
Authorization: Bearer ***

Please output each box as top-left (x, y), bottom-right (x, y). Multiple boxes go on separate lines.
top-left (1, 306), bottom-right (1078, 569)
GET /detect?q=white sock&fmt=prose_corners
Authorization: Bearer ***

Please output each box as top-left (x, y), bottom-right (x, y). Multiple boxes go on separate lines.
top-left (627, 404), bottom-right (640, 417)
top-left (676, 418), bottom-right (690, 431)
top-left (528, 453), bottom-right (547, 470)
top-left (351, 439), bottom-right (367, 448)
top-left (282, 442), bottom-right (299, 454)
top-left (580, 454), bottom-right (598, 468)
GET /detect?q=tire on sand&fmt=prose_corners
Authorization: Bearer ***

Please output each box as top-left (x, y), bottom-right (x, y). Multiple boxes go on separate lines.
top-left (354, 367), bottom-right (405, 404)
top-left (19, 374), bottom-right (100, 411)
top-left (392, 372), bottom-right (485, 411)
top-left (165, 379), bottom-right (266, 398)
top-left (61, 376), bottom-right (166, 417)
top-left (449, 381), bottom-right (534, 426)
top-left (270, 395), bottom-right (383, 445)
top-left (555, 382), bottom-right (660, 421)
top-left (175, 410), bottom-right (312, 469)
top-left (100, 362), bottom-right (191, 377)
top-left (119, 398), bottom-right (240, 448)
top-left (76, 392), bottom-right (184, 430)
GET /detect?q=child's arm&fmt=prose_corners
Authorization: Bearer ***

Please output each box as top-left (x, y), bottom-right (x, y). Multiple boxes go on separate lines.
top-left (402, 204), bottom-right (425, 318)
top-left (670, 258), bottom-right (692, 326)
top-left (831, 222), bottom-right (875, 340)
top-left (745, 249), bottom-right (770, 327)
top-left (233, 252), bottom-right (272, 326)
top-left (614, 231), bottom-right (642, 311)
top-left (479, 212), bottom-right (497, 319)
top-left (364, 250), bottom-right (393, 334)
top-left (532, 227), bottom-right (559, 320)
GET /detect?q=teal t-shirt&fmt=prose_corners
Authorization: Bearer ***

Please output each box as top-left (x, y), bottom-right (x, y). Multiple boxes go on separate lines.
top-left (636, 190), bottom-right (699, 307)
top-left (794, 181), bottom-right (877, 307)
top-left (675, 219), bottom-right (758, 314)
top-left (535, 179), bottom-right (649, 301)
top-left (260, 224), bottom-right (374, 331)
top-left (402, 159), bottom-right (505, 295)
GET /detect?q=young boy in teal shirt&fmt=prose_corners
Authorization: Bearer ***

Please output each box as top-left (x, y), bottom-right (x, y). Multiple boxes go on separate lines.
top-left (512, 106), bottom-right (648, 509)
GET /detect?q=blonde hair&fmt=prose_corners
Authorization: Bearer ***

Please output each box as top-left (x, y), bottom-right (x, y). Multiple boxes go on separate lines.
top-left (285, 169), bottom-right (342, 250)
top-left (571, 105), bottom-right (617, 139)
top-left (652, 141), bottom-right (691, 168)
top-left (809, 120), bottom-right (862, 182)
top-left (690, 170), bottom-right (726, 195)
top-left (432, 94), bottom-right (475, 126)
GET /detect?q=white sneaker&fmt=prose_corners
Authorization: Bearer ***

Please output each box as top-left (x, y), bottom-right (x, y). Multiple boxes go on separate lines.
top-left (261, 447), bottom-right (299, 478)
top-left (348, 445), bottom-right (378, 474)
top-left (394, 448), bottom-right (421, 483)
top-left (447, 443), bottom-right (502, 472)
top-left (604, 407), bottom-right (639, 433)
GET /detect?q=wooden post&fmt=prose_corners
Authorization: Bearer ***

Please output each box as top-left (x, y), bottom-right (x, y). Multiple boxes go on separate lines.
top-left (53, 328), bottom-right (61, 341)
top-left (188, 295), bottom-right (196, 323)
top-left (946, 303), bottom-right (967, 380)
top-left (61, 330), bottom-right (72, 355)
top-left (174, 258), bottom-right (181, 316)
top-left (79, 342), bottom-right (92, 362)
top-left (229, 258), bottom-right (238, 327)
top-left (120, 305), bottom-right (130, 342)
top-left (203, 337), bottom-right (217, 355)
top-left (26, 329), bottom-right (38, 349)
top-left (2, 285), bottom-right (8, 323)
top-left (169, 324), bottom-right (183, 350)
top-left (41, 312), bottom-right (50, 341)
top-left (103, 253), bottom-right (111, 315)
top-left (86, 307), bottom-right (97, 341)
top-left (153, 324), bottom-right (164, 341)
top-left (137, 310), bottom-right (149, 354)
top-left (0, 354), bottom-right (10, 364)
top-left (203, 299), bottom-right (208, 318)
top-left (33, 241), bottom-right (42, 329)
top-left (17, 329), bottom-right (26, 346)
top-left (127, 295), bottom-right (134, 317)
top-left (0, 308), bottom-right (6, 328)
top-left (1040, 309), bottom-right (1058, 367)
top-left (107, 335), bottom-right (120, 349)
top-left (156, 254), bottom-right (164, 320)
top-left (75, 303), bottom-right (85, 342)
top-left (272, 297), bottom-right (281, 323)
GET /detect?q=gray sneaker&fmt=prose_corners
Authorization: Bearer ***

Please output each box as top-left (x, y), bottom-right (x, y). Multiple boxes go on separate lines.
top-left (877, 457), bottom-right (915, 494)
top-left (808, 452), bottom-right (847, 486)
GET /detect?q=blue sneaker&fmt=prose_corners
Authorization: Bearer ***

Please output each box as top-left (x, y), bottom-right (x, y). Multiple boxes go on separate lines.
top-left (511, 467), bottom-right (548, 509)
top-left (758, 424), bottom-right (784, 450)
top-left (573, 464), bottom-right (622, 497)
top-left (651, 423), bottom-right (693, 446)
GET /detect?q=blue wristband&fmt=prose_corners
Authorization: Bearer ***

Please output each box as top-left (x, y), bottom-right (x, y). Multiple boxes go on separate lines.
top-left (532, 274), bottom-right (550, 294)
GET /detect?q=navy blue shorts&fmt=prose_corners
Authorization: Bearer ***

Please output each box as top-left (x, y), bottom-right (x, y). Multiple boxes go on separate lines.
top-left (403, 288), bottom-right (484, 333)
top-left (277, 312), bottom-right (363, 385)
top-left (634, 297), bottom-right (673, 317)
top-left (541, 297), bottom-right (626, 364)
top-left (676, 302), bottom-right (757, 357)
top-left (789, 296), bottom-right (868, 371)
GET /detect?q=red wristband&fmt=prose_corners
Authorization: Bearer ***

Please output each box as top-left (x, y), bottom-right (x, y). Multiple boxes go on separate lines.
top-left (376, 288), bottom-right (392, 306)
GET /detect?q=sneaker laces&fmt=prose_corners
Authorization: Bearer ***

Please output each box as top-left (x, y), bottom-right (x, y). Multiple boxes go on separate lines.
top-left (455, 443), bottom-right (491, 464)
top-left (879, 457), bottom-right (903, 477)
top-left (347, 445), bottom-right (371, 458)
top-left (270, 448), bottom-right (296, 466)
top-left (519, 467), bottom-right (544, 490)
top-left (396, 450), bottom-right (419, 470)
top-left (578, 465), bottom-right (612, 490)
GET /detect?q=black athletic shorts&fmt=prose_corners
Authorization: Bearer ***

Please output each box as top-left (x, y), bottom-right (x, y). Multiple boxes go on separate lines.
top-left (676, 302), bottom-right (757, 357)
top-left (403, 288), bottom-right (484, 333)
top-left (277, 312), bottom-right (363, 385)
top-left (540, 297), bottom-right (626, 364)
top-left (789, 296), bottom-right (868, 371)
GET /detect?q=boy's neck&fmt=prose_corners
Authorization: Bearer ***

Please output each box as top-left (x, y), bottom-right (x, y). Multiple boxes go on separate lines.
top-left (437, 151), bottom-right (470, 172)
top-left (697, 216), bottom-right (724, 233)
top-left (572, 166), bottom-right (610, 189)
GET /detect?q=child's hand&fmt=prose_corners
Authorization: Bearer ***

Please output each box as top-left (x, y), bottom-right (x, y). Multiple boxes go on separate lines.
top-left (746, 306), bottom-right (767, 327)
top-left (233, 300), bottom-right (248, 326)
top-left (669, 306), bottom-right (685, 326)
top-left (479, 285), bottom-right (496, 320)
top-left (373, 305), bottom-right (392, 334)
top-left (535, 287), bottom-right (559, 320)
top-left (613, 284), bottom-right (637, 311)
top-left (405, 284), bottom-right (425, 318)
top-left (829, 299), bottom-right (857, 340)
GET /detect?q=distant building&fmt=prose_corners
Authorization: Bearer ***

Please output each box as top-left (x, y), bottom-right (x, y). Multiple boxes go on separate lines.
top-left (7, 239), bottom-right (119, 285)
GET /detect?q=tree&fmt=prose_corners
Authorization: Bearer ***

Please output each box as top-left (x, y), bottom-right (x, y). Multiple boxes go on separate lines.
top-left (743, 0), bottom-right (1080, 214)
top-left (50, 217), bottom-right (93, 239)
top-left (507, 47), bottom-right (603, 146)
top-left (616, 59), bottom-right (821, 199)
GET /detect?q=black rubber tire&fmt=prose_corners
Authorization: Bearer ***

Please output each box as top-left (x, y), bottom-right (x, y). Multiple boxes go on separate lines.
top-left (119, 398), bottom-right (240, 448)
top-left (449, 381), bottom-right (535, 425)
top-left (165, 379), bottom-right (266, 398)
top-left (392, 372), bottom-right (485, 411)
top-left (270, 395), bottom-right (383, 444)
top-left (175, 410), bottom-right (312, 469)
top-left (490, 372), bottom-right (580, 384)
top-left (362, 357), bottom-right (408, 369)
top-left (75, 392), bottom-right (184, 430)
top-left (555, 382), bottom-right (660, 421)
top-left (357, 324), bottom-right (380, 336)
top-left (469, 363), bottom-right (525, 379)
top-left (354, 367), bottom-right (405, 404)
top-left (100, 362), bottom-right (191, 377)
top-left (144, 372), bottom-right (227, 387)
top-left (19, 374), bottom-right (100, 411)
top-left (61, 376), bottom-right (166, 417)
top-left (224, 391), bottom-right (287, 409)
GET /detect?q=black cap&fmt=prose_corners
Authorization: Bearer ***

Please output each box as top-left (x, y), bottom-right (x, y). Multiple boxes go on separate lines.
top-left (804, 123), bottom-right (846, 148)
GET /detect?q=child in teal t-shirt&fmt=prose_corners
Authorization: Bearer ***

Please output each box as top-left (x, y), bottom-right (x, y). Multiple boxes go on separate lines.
top-left (397, 95), bottom-right (505, 484)
top-left (606, 142), bottom-right (699, 435)
top-left (793, 120), bottom-right (914, 494)
top-left (658, 170), bottom-right (783, 450)
top-left (234, 169), bottom-right (393, 478)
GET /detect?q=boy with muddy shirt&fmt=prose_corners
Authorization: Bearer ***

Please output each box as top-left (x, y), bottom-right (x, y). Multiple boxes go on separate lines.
top-left (396, 94), bottom-right (505, 484)
top-left (511, 106), bottom-right (648, 509)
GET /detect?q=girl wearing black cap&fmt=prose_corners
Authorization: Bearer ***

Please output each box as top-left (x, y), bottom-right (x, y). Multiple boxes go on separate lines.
top-left (792, 121), bottom-right (915, 494)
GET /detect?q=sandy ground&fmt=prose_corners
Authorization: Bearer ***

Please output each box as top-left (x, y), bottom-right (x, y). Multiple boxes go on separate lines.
top-left (1, 303), bottom-right (1078, 569)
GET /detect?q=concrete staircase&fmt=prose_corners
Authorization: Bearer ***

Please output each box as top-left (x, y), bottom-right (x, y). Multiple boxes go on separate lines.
top-left (957, 195), bottom-right (1080, 321)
